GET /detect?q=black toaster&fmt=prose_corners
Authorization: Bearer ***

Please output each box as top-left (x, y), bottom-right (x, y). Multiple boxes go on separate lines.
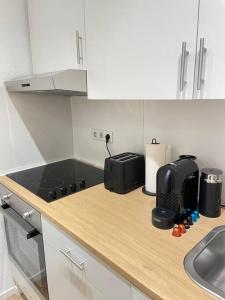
top-left (104, 152), bottom-right (145, 194)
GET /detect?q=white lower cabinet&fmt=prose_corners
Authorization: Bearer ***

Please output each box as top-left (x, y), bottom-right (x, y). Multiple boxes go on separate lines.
top-left (42, 217), bottom-right (131, 300)
top-left (131, 286), bottom-right (152, 300)
top-left (43, 241), bottom-right (89, 300)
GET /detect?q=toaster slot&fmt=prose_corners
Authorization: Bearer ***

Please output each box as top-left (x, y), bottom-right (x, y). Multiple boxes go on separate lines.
top-left (111, 153), bottom-right (140, 162)
top-left (118, 155), bottom-right (138, 162)
top-left (112, 153), bottom-right (132, 160)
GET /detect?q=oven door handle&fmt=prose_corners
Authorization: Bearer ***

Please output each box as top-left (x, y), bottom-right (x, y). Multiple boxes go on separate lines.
top-left (1, 203), bottom-right (10, 209)
top-left (0, 204), bottom-right (40, 240)
top-left (27, 229), bottom-right (40, 239)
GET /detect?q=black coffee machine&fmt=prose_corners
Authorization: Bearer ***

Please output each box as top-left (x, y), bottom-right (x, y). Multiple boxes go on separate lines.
top-left (152, 155), bottom-right (199, 229)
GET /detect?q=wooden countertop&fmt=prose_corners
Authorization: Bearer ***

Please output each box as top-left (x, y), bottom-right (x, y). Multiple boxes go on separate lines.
top-left (0, 175), bottom-right (224, 300)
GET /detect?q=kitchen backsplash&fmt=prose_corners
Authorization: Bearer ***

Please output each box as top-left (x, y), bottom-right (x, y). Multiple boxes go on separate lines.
top-left (71, 97), bottom-right (225, 204)
top-left (0, 91), bottom-right (74, 175)
top-left (71, 98), bottom-right (143, 167)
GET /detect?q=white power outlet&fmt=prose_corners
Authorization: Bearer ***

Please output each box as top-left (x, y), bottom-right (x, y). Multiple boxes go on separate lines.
top-left (92, 128), bottom-right (113, 143)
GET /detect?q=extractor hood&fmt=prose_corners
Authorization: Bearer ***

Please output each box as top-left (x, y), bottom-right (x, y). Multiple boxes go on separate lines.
top-left (5, 69), bottom-right (87, 96)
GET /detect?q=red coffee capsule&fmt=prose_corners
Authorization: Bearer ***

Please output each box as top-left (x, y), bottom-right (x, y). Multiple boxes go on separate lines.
top-left (178, 224), bottom-right (186, 234)
top-left (172, 226), bottom-right (181, 237)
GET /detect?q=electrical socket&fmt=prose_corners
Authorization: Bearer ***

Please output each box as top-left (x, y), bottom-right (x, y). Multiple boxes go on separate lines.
top-left (92, 128), bottom-right (113, 143)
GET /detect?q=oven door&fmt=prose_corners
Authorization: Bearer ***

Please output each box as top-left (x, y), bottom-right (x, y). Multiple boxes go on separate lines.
top-left (1, 205), bottom-right (49, 300)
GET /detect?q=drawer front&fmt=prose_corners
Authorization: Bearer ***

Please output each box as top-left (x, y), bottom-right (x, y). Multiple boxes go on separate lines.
top-left (42, 217), bottom-right (131, 300)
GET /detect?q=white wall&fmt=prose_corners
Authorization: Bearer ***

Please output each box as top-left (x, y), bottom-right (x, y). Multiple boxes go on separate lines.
top-left (71, 98), bottom-right (225, 205)
top-left (71, 97), bottom-right (143, 168)
top-left (0, 0), bottom-right (74, 296)
top-left (0, 0), bottom-right (32, 296)
top-left (0, 0), bottom-right (74, 176)
top-left (1, 91), bottom-right (74, 175)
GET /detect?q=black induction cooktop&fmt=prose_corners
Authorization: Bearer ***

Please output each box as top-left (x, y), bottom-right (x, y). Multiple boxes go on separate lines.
top-left (7, 159), bottom-right (104, 202)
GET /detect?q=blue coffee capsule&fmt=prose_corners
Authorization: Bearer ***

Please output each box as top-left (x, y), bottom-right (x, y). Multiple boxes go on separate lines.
top-left (191, 213), bottom-right (197, 222)
top-left (193, 210), bottom-right (200, 219)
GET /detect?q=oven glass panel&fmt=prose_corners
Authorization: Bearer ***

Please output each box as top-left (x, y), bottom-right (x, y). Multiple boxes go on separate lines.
top-left (4, 208), bottom-right (49, 299)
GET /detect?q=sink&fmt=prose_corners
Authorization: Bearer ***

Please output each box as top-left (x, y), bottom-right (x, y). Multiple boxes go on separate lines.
top-left (184, 225), bottom-right (225, 300)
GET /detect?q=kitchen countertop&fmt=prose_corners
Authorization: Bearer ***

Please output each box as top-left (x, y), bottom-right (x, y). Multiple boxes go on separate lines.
top-left (0, 175), bottom-right (224, 300)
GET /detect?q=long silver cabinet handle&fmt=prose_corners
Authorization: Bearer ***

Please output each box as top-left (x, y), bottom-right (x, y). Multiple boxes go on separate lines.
top-left (179, 41), bottom-right (189, 91)
top-left (76, 30), bottom-right (83, 65)
top-left (60, 249), bottom-right (86, 271)
top-left (197, 38), bottom-right (207, 91)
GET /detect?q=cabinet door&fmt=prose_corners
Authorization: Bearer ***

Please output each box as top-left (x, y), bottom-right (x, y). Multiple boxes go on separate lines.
top-left (85, 0), bottom-right (199, 100)
top-left (194, 0), bottom-right (225, 99)
top-left (44, 241), bottom-right (89, 300)
top-left (28, 0), bottom-right (86, 74)
top-left (42, 217), bottom-right (131, 300)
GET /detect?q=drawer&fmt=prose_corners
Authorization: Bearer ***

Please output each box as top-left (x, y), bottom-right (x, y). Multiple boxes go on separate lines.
top-left (42, 217), bottom-right (131, 300)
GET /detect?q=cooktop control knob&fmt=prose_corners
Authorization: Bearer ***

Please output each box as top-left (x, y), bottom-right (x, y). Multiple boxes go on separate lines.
top-left (80, 180), bottom-right (86, 189)
top-left (60, 186), bottom-right (67, 196)
top-left (49, 190), bottom-right (57, 199)
top-left (23, 210), bottom-right (34, 220)
top-left (69, 184), bottom-right (77, 192)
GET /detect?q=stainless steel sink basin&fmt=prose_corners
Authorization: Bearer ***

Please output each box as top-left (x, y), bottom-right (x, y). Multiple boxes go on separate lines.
top-left (184, 226), bottom-right (225, 299)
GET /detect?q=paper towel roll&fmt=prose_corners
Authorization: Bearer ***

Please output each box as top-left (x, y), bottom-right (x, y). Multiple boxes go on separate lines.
top-left (145, 140), bottom-right (171, 194)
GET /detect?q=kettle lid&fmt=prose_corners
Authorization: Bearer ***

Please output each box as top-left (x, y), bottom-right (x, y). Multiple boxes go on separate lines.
top-left (179, 155), bottom-right (197, 160)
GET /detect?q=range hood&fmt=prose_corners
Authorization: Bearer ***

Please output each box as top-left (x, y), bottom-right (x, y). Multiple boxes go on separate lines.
top-left (5, 69), bottom-right (87, 96)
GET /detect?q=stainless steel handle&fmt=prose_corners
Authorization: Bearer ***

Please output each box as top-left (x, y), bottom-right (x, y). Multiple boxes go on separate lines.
top-left (0, 205), bottom-right (40, 240)
top-left (27, 228), bottom-right (40, 240)
top-left (60, 249), bottom-right (86, 271)
top-left (76, 30), bottom-right (83, 65)
top-left (179, 42), bottom-right (189, 91)
top-left (197, 38), bottom-right (207, 91)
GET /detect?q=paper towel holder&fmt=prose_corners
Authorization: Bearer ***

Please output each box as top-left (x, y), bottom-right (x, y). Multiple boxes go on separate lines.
top-left (151, 138), bottom-right (160, 145)
top-left (142, 138), bottom-right (161, 197)
top-left (142, 186), bottom-right (157, 196)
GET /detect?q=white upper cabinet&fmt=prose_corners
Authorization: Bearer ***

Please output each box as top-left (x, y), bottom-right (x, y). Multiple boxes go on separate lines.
top-left (85, 0), bottom-right (199, 100)
top-left (0, 0), bottom-right (32, 84)
top-left (27, 0), bottom-right (86, 74)
top-left (193, 0), bottom-right (225, 99)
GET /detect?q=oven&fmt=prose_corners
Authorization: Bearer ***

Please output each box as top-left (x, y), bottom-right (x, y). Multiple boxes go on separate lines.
top-left (0, 186), bottom-right (49, 300)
